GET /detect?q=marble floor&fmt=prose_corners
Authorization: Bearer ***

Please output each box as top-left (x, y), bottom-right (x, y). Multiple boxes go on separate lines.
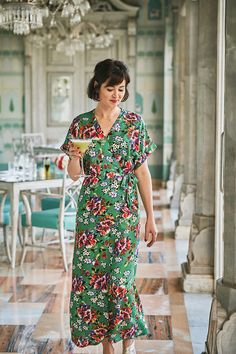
top-left (0, 188), bottom-right (211, 354)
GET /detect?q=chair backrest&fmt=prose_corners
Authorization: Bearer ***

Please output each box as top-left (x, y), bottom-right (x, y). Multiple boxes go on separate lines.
top-left (58, 169), bottom-right (83, 228)
top-left (12, 137), bottom-right (25, 157)
top-left (21, 133), bottom-right (45, 158)
top-left (21, 133), bottom-right (45, 147)
top-left (20, 167), bottom-right (83, 229)
top-left (0, 191), bottom-right (8, 225)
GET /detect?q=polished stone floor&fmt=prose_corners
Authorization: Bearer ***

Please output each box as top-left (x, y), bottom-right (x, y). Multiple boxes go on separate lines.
top-left (0, 188), bottom-right (211, 353)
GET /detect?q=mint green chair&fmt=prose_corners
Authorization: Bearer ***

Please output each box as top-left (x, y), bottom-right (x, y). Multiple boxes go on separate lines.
top-left (20, 170), bottom-right (82, 272)
top-left (0, 191), bottom-right (11, 262)
top-left (0, 191), bottom-right (25, 262)
top-left (41, 194), bottom-right (71, 210)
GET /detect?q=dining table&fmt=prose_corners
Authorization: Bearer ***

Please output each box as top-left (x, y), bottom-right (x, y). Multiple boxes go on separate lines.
top-left (0, 168), bottom-right (66, 268)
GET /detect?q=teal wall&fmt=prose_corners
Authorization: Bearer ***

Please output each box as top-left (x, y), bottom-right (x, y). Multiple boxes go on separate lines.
top-left (0, 32), bottom-right (24, 163)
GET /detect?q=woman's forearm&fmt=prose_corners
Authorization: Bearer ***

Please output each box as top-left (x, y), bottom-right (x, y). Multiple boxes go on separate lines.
top-left (67, 158), bottom-right (81, 180)
top-left (135, 162), bottom-right (154, 218)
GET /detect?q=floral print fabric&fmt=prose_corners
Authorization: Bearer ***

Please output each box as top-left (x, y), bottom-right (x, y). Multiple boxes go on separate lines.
top-left (61, 108), bottom-right (157, 347)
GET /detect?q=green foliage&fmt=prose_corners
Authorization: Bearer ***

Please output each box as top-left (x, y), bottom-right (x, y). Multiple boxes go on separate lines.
top-left (9, 98), bottom-right (14, 112)
top-left (152, 99), bottom-right (157, 114)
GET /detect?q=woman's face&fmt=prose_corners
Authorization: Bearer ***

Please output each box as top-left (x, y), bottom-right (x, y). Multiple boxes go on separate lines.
top-left (98, 79), bottom-right (126, 108)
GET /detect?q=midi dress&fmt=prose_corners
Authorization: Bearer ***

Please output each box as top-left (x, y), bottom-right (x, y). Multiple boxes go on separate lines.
top-left (61, 108), bottom-right (157, 347)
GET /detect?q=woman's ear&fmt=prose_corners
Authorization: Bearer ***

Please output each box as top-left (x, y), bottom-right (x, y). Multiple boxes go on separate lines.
top-left (94, 81), bottom-right (100, 101)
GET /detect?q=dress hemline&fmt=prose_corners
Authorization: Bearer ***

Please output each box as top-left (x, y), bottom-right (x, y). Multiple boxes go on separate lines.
top-left (71, 327), bottom-right (149, 348)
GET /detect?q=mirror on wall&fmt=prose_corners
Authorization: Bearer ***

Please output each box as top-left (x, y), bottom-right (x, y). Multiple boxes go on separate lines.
top-left (47, 73), bottom-right (73, 126)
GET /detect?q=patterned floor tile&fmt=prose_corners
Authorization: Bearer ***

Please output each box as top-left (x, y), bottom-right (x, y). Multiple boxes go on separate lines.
top-left (20, 269), bottom-right (64, 286)
top-left (141, 295), bottom-right (171, 316)
top-left (135, 340), bottom-right (174, 354)
top-left (52, 275), bottom-right (72, 295)
top-left (8, 284), bottom-right (54, 303)
top-left (139, 241), bottom-right (164, 253)
top-left (0, 324), bottom-right (50, 353)
top-left (43, 292), bottom-right (70, 313)
top-left (32, 313), bottom-right (70, 340)
top-left (138, 251), bottom-right (165, 264)
top-left (0, 276), bottom-right (23, 293)
top-left (0, 303), bottom-right (46, 325)
top-left (144, 315), bottom-right (173, 340)
top-left (0, 293), bottom-right (12, 303)
top-left (136, 278), bottom-right (168, 295)
top-left (136, 264), bottom-right (167, 278)
top-left (0, 325), bottom-right (16, 352)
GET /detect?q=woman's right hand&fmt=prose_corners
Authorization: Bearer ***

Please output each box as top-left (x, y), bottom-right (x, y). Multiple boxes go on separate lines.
top-left (68, 146), bottom-right (83, 160)
top-left (67, 147), bottom-right (83, 180)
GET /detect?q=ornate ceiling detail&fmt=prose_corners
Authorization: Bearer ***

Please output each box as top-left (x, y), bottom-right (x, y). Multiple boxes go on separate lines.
top-left (90, 0), bottom-right (115, 12)
top-left (90, 0), bottom-right (139, 15)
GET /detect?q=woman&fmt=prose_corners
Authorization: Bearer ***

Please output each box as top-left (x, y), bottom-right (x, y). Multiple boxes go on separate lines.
top-left (61, 58), bottom-right (158, 354)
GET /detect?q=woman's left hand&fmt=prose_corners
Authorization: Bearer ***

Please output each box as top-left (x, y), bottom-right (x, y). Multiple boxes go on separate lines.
top-left (144, 217), bottom-right (158, 247)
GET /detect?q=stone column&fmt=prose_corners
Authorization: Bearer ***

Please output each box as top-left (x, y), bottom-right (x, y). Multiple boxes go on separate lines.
top-left (182, 0), bottom-right (217, 292)
top-left (170, 3), bottom-right (185, 209)
top-left (166, 6), bottom-right (178, 200)
top-left (162, 9), bottom-right (173, 182)
top-left (205, 1), bottom-right (236, 352)
top-left (175, 0), bottom-right (198, 239)
top-left (127, 18), bottom-right (137, 111)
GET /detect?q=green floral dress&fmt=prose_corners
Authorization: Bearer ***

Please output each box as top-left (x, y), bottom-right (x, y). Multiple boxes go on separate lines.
top-left (61, 108), bottom-right (157, 347)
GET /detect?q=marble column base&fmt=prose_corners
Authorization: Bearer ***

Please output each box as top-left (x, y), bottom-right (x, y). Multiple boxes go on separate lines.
top-left (170, 173), bottom-right (184, 209)
top-left (175, 183), bottom-right (196, 239)
top-left (181, 262), bottom-right (214, 293)
top-left (187, 213), bottom-right (214, 274)
top-left (181, 214), bottom-right (214, 293)
top-left (205, 280), bottom-right (236, 354)
top-left (216, 278), bottom-right (236, 315)
top-left (166, 179), bottom-right (174, 201)
top-left (175, 225), bottom-right (191, 239)
top-left (166, 159), bottom-right (176, 201)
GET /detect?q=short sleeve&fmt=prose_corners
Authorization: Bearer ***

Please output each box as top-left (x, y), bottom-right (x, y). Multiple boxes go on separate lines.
top-left (60, 117), bottom-right (80, 156)
top-left (132, 118), bottom-right (157, 170)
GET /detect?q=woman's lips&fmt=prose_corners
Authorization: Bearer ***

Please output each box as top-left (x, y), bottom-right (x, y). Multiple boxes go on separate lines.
top-left (110, 100), bottom-right (117, 103)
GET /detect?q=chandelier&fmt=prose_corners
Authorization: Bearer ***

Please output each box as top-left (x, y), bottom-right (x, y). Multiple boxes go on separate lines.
top-left (0, 0), bottom-right (91, 35)
top-left (27, 20), bottom-right (114, 55)
top-left (56, 22), bottom-right (114, 55)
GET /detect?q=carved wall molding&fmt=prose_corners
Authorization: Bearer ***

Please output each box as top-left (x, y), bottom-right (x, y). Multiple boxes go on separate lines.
top-left (90, 0), bottom-right (139, 15)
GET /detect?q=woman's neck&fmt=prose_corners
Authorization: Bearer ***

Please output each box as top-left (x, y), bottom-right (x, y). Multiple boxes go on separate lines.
top-left (95, 104), bottom-right (120, 121)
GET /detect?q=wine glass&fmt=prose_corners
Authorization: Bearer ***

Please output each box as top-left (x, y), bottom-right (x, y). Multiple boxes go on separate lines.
top-left (70, 138), bottom-right (93, 177)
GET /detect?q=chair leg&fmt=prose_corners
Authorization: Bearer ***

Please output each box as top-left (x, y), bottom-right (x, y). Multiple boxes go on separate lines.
top-left (31, 227), bottom-right (36, 245)
top-left (59, 226), bottom-right (68, 272)
top-left (17, 215), bottom-right (23, 248)
top-left (3, 226), bottom-right (12, 263)
top-left (41, 228), bottom-right (46, 242)
top-left (20, 227), bottom-right (29, 267)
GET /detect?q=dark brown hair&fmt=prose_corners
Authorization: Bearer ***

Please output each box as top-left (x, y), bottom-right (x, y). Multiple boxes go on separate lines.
top-left (87, 58), bottom-right (130, 101)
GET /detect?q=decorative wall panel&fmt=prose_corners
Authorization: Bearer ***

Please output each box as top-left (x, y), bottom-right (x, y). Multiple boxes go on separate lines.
top-left (0, 32), bottom-right (24, 163)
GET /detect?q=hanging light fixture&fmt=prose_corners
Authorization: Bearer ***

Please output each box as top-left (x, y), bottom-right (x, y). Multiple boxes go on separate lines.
top-left (27, 20), bottom-right (114, 55)
top-left (0, 1), bottom-right (46, 35)
top-left (0, 1), bottom-right (114, 55)
top-left (0, 0), bottom-right (91, 35)
top-left (55, 22), bottom-right (114, 55)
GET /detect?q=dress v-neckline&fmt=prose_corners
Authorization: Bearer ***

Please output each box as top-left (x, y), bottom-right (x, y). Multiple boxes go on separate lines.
top-left (93, 107), bottom-right (123, 138)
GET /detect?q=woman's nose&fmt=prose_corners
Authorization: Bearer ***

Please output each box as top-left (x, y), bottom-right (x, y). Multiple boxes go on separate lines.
top-left (113, 90), bottom-right (119, 98)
